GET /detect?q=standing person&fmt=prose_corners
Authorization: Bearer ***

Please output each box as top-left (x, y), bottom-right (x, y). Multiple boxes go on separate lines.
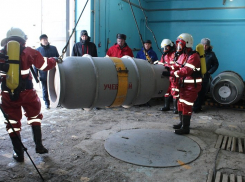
top-left (193, 38), bottom-right (219, 112)
top-left (0, 27), bottom-right (59, 162)
top-left (161, 33), bottom-right (202, 135)
top-left (34, 34), bottom-right (59, 109)
top-left (106, 33), bottom-right (134, 58)
top-left (158, 39), bottom-right (178, 114)
top-left (136, 40), bottom-right (158, 64)
top-left (72, 30), bottom-right (97, 57)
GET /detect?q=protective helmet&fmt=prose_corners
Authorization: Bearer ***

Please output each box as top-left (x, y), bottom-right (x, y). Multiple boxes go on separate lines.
top-left (1, 27), bottom-right (27, 46)
top-left (161, 39), bottom-right (173, 53)
top-left (161, 39), bottom-right (173, 48)
top-left (176, 33), bottom-right (193, 48)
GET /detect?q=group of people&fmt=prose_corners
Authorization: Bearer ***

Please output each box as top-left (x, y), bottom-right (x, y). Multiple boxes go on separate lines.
top-left (0, 27), bottom-right (218, 163)
top-left (158, 33), bottom-right (219, 135)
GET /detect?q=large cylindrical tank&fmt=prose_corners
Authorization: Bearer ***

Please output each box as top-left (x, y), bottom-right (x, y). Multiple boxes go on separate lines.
top-left (48, 55), bottom-right (169, 109)
top-left (210, 71), bottom-right (244, 105)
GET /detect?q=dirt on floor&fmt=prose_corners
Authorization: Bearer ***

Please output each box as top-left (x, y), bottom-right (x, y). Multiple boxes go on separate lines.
top-left (0, 90), bottom-right (245, 182)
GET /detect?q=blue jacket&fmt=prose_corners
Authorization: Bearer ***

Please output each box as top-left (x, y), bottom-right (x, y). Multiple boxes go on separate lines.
top-left (34, 44), bottom-right (59, 82)
top-left (136, 47), bottom-right (158, 63)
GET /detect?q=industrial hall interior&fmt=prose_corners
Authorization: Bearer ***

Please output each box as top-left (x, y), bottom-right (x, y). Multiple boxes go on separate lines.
top-left (0, 0), bottom-right (245, 182)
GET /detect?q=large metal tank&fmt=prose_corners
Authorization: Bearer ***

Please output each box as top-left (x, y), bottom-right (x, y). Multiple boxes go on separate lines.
top-left (47, 55), bottom-right (169, 109)
top-left (210, 71), bottom-right (244, 105)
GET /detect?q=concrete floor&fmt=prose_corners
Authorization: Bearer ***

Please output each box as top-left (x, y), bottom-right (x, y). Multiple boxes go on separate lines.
top-left (0, 92), bottom-right (245, 182)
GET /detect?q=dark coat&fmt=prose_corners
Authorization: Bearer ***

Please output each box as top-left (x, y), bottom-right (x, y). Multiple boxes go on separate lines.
top-left (72, 40), bottom-right (97, 57)
top-left (136, 47), bottom-right (158, 63)
top-left (203, 48), bottom-right (219, 81)
top-left (34, 44), bottom-right (59, 82)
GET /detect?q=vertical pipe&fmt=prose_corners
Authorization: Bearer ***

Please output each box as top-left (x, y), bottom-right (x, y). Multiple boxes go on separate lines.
top-left (66, 0), bottom-right (70, 56)
top-left (69, 0), bottom-right (75, 56)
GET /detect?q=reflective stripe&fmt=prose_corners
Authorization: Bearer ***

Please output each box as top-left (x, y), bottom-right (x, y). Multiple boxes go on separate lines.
top-left (165, 93), bottom-right (169, 96)
top-left (185, 63), bottom-right (195, 69)
top-left (0, 73), bottom-right (6, 76)
top-left (21, 69), bottom-right (30, 75)
top-left (175, 94), bottom-right (179, 98)
top-left (169, 61), bottom-right (174, 64)
top-left (184, 79), bottom-right (202, 83)
top-left (174, 71), bottom-right (179, 78)
top-left (7, 128), bottom-right (21, 134)
top-left (172, 88), bottom-right (179, 92)
top-left (4, 119), bottom-right (18, 124)
top-left (105, 55), bottom-right (109, 57)
top-left (39, 57), bottom-right (48, 70)
top-left (179, 98), bottom-right (194, 106)
top-left (171, 66), bottom-right (174, 70)
top-left (3, 91), bottom-right (8, 93)
top-left (27, 118), bottom-right (41, 124)
top-left (30, 114), bottom-right (39, 119)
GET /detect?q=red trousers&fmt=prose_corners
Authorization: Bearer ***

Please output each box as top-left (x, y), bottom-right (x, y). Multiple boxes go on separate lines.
top-left (164, 76), bottom-right (179, 99)
top-left (1, 89), bottom-right (43, 137)
top-left (178, 83), bottom-right (202, 115)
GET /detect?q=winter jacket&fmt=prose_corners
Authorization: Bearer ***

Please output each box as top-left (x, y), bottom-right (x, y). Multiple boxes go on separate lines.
top-left (72, 40), bottom-right (97, 57)
top-left (136, 47), bottom-right (158, 63)
top-left (34, 44), bottom-right (59, 82)
top-left (106, 43), bottom-right (134, 58)
top-left (203, 48), bottom-right (219, 81)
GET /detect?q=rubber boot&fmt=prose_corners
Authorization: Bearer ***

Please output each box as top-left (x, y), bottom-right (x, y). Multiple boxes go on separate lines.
top-left (32, 125), bottom-right (48, 154)
top-left (159, 97), bottom-right (170, 111)
top-left (175, 115), bottom-right (191, 135)
top-left (10, 134), bottom-right (24, 162)
top-left (173, 111), bottom-right (182, 129)
top-left (173, 98), bottom-right (178, 114)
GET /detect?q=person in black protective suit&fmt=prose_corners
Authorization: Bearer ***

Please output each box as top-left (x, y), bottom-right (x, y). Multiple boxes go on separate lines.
top-left (34, 34), bottom-right (59, 109)
top-left (193, 38), bottom-right (219, 113)
top-left (72, 30), bottom-right (98, 57)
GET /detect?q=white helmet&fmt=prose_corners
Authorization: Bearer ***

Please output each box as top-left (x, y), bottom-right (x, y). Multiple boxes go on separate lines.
top-left (161, 39), bottom-right (173, 48)
top-left (1, 27), bottom-right (27, 46)
top-left (176, 33), bottom-right (193, 48)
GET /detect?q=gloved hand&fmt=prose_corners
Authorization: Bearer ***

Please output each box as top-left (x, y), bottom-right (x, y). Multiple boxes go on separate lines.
top-left (161, 71), bottom-right (170, 78)
top-left (54, 57), bottom-right (63, 63)
top-left (165, 67), bottom-right (170, 71)
top-left (154, 60), bottom-right (159, 64)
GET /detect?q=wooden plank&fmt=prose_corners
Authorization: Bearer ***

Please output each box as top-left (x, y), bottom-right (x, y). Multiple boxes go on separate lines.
top-left (229, 174), bottom-right (235, 182)
top-left (215, 135), bottom-right (223, 149)
top-left (215, 171), bottom-right (221, 182)
top-left (238, 138), bottom-right (243, 153)
top-left (226, 136), bottom-right (232, 151)
top-left (222, 174), bottom-right (228, 182)
top-left (231, 137), bottom-right (237, 152)
top-left (206, 169), bottom-right (214, 182)
top-left (221, 136), bottom-right (228, 150)
top-left (237, 175), bottom-right (242, 182)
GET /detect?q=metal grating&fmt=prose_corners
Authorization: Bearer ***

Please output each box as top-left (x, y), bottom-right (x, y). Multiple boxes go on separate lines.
top-left (207, 169), bottom-right (244, 182)
top-left (215, 135), bottom-right (245, 153)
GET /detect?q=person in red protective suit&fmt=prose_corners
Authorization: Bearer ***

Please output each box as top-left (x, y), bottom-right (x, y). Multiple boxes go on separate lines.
top-left (106, 33), bottom-right (134, 58)
top-left (157, 39), bottom-right (178, 114)
top-left (161, 33), bottom-right (202, 135)
top-left (0, 27), bottom-right (59, 162)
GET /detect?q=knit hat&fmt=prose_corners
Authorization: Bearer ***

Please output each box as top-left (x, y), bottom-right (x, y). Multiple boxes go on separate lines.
top-left (201, 38), bottom-right (210, 46)
top-left (81, 30), bottom-right (88, 36)
top-left (116, 34), bottom-right (126, 40)
top-left (144, 40), bottom-right (152, 44)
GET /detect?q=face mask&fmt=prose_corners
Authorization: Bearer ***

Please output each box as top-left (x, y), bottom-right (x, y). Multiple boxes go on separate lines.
top-left (163, 46), bottom-right (170, 53)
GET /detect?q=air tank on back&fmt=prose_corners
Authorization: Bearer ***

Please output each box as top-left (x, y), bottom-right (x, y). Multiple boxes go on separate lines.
top-left (47, 55), bottom-right (169, 109)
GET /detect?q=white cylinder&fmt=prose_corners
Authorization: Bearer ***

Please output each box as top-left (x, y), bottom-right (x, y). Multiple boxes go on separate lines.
top-left (48, 55), bottom-right (169, 109)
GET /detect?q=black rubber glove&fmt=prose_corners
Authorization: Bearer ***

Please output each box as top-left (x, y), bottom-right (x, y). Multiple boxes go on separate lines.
top-left (165, 67), bottom-right (170, 71)
top-left (161, 71), bottom-right (170, 77)
top-left (0, 63), bottom-right (9, 72)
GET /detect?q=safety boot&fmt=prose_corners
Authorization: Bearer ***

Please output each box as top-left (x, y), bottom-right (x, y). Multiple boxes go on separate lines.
top-left (159, 97), bottom-right (170, 111)
top-left (173, 111), bottom-right (182, 129)
top-left (173, 98), bottom-right (178, 114)
top-left (10, 134), bottom-right (24, 162)
top-left (32, 125), bottom-right (48, 154)
top-left (175, 115), bottom-right (191, 135)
